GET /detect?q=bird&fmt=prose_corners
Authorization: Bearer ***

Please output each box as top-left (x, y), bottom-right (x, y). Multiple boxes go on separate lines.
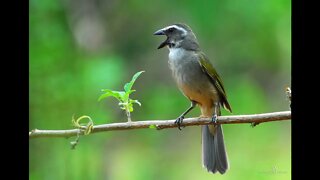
top-left (153, 23), bottom-right (232, 174)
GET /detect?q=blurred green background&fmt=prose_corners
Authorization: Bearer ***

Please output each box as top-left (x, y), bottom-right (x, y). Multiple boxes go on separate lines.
top-left (29, 0), bottom-right (291, 179)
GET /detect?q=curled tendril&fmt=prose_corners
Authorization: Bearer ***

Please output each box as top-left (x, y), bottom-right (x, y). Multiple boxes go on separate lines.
top-left (70, 115), bottom-right (94, 149)
top-left (72, 115), bottom-right (94, 135)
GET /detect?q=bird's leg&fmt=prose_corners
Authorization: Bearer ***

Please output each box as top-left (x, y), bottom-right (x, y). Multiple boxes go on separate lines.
top-left (175, 101), bottom-right (197, 130)
top-left (211, 102), bottom-right (219, 125)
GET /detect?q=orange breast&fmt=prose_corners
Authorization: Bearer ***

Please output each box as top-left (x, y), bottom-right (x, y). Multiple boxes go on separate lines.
top-left (178, 83), bottom-right (219, 117)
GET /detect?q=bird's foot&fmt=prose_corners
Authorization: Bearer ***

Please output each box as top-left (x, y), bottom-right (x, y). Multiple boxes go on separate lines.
top-left (211, 114), bottom-right (218, 125)
top-left (175, 115), bottom-right (185, 130)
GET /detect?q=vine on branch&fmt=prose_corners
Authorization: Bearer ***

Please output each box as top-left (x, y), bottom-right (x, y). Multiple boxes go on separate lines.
top-left (70, 115), bottom-right (94, 149)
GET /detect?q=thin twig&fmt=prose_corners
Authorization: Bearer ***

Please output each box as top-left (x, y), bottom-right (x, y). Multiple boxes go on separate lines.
top-left (29, 111), bottom-right (291, 139)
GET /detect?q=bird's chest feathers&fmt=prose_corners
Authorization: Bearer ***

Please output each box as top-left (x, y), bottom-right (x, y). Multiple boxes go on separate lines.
top-left (167, 48), bottom-right (219, 104)
top-left (168, 48), bottom-right (195, 72)
top-left (168, 48), bottom-right (202, 85)
top-left (168, 48), bottom-right (186, 62)
top-left (168, 48), bottom-right (200, 76)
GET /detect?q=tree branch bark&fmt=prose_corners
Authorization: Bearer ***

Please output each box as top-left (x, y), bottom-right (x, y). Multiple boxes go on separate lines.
top-left (29, 111), bottom-right (291, 139)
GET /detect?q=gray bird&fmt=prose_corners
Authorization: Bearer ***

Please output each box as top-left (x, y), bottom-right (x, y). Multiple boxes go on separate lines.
top-left (154, 23), bottom-right (232, 174)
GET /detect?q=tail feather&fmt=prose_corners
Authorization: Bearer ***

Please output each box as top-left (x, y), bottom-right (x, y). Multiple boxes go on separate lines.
top-left (202, 125), bottom-right (217, 173)
top-left (214, 125), bottom-right (228, 173)
top-left (202, 124), bottom-right (229, 174)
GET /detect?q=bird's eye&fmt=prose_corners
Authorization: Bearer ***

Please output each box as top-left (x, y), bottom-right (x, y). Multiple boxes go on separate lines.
top-left (168, 28), bottom-right (174, 32)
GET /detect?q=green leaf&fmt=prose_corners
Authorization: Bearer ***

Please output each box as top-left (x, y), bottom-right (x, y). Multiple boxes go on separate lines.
top-left (128, 103), bottom-right (134, 112)
top-left (126, 89), bottom-right (136, 95)
top-left (124, 71), bottom-right (145, 92)
top-left (149, 125), bottom-right (157, 129)
top-left (118, 102), bottom-right (126, 109)
top-left (98, 70), bottom-right (144, 120)
top-left (98, 89), bottom-right (125, 101)
top-left (124, 83), bottom-right (131, 93)
top-left (130, 99), bottom-right (141, 106)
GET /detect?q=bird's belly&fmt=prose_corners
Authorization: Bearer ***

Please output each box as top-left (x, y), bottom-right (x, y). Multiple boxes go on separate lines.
top-left (168, 51), bottom-right (220, 105)
top-left (173, 62), bottom-right (219, 105)
top-left (178, 80), bottom-right (219, 105)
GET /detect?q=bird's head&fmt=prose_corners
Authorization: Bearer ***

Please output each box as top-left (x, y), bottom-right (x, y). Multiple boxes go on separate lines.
top-left (154, 23), bottom-right (199, 50)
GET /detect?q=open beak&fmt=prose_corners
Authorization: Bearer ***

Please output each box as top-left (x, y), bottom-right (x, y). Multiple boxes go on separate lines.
top-left (153, 29), bottom-right (165, 35)
top-left (153, 29), bottom-right (168, 49)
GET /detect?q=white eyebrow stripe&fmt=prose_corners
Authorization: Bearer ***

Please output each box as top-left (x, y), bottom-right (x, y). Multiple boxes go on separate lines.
top-left (164, 25), bottom-right (187, 36)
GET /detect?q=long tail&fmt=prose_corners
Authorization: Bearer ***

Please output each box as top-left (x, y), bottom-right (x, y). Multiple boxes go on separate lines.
top-left (202, 124), bottom-right (229, 174)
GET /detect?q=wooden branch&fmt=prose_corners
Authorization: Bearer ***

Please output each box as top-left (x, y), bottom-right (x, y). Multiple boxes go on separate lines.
top-left (29, 111), bottom-right (291, 139)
